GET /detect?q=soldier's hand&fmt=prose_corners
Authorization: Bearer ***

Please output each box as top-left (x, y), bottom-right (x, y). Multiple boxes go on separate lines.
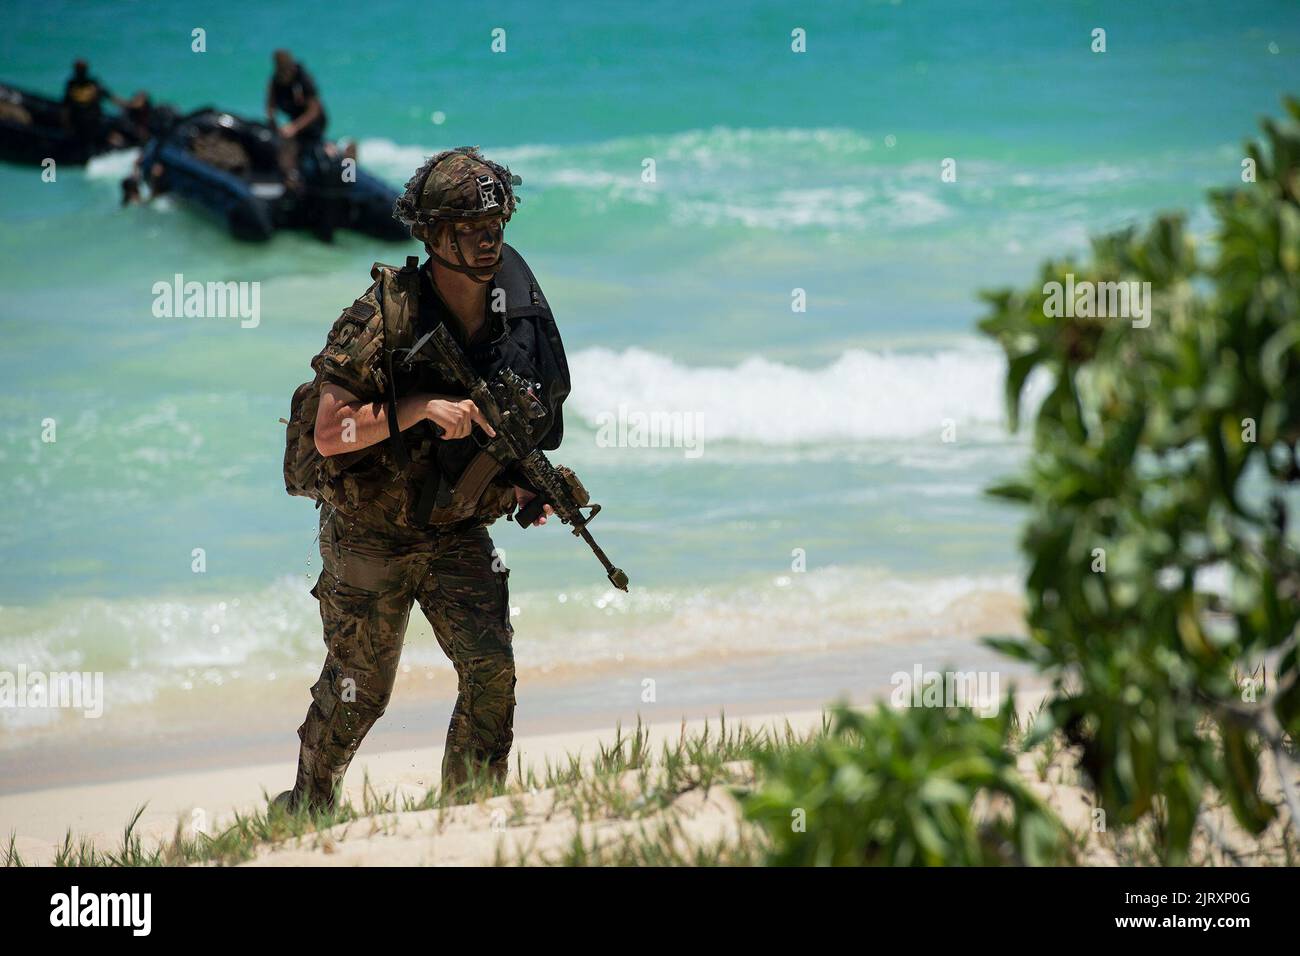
top-left (514, 486), bottom-right (555, 526)
top-left (426, 398), bottom-right (497, 440)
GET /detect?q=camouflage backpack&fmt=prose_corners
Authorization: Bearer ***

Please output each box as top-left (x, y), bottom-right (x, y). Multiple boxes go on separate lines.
top-left (282, 260), bottom-right (419, 508)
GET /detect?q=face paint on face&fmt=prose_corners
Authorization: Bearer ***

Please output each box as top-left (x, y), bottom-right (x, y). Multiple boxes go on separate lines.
top-left (446, 216), bottom-right (504, 266)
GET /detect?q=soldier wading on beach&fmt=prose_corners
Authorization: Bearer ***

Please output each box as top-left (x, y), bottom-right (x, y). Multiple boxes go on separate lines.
top-left (276, 146), bottom-right (572, 811)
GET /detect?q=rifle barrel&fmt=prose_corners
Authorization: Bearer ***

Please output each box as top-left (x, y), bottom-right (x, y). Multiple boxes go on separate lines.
top-left (578, 526), bottom-right (629, 591)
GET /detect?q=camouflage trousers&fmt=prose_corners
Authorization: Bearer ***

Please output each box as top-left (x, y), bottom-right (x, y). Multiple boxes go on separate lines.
top-left (290, 505), bottom-right (515, 809)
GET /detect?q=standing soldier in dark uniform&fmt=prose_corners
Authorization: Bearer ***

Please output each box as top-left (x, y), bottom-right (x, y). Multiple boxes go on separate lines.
top-left (265, 49), bottom-right (328, 189)
top-left (276, 147), bottom-right (572, 812)
top-left (62, 59), bottom-right (125, 150)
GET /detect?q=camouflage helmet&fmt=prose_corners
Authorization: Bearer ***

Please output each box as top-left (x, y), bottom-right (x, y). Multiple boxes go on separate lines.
top-left (393, 146), bottom-right (521, 281)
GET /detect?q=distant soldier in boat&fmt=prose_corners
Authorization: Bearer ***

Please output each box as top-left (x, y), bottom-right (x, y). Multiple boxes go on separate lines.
top-left (63, 59), bottom-right (123, 149)
top-left (265, 49), bottom-right (328, 191)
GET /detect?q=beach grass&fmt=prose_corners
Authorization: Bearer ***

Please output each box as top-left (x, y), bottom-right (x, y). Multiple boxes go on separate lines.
top-left (4, 707), bottom-right (1293, 867)
top-left (1, 713), bottom-right (818, 867)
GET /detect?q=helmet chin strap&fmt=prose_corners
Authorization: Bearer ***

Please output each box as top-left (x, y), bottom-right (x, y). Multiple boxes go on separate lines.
top-left (424, 223), bottom-right (501, 283)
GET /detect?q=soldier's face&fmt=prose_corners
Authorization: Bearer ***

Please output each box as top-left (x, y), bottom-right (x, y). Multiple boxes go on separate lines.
top-left (445, 216), bottom-right (504, 265)
top-left (273, 52), bottom-right (295, 81)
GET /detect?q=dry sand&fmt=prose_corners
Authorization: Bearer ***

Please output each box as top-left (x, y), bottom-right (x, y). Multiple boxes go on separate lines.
top-left (4, 693), bottom-right (1292, 866)
top-left (1, 709), bottom-right (827, 866)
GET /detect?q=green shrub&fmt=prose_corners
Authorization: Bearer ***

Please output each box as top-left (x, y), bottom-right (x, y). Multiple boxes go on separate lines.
top-left (977, 96), bottom-right (1300, 862)
top-left (741, 701), bottom-right (1068, 866)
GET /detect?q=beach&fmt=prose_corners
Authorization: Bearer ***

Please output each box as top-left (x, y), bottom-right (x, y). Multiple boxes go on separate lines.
top-left (0, 709), bottom-right (822, 865)
top-left (8, 687), bottom-right (1291, 868)
top-left (2, 569), bottom-right (1036, 861)
top-left (1, 578), bottom-right (1029, 792)
top-left (2, 0), bottom-right (1297, 866)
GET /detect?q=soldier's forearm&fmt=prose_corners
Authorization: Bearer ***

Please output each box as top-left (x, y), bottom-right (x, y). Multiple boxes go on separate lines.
top-left (300, 98), bottom-right (322, 126)
top-left (316, 393), bottom-right (433, 456)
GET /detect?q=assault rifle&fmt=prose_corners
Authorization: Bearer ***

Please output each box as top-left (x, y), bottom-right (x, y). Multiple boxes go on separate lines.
top-left (401, 323), bottom-right (629, 592)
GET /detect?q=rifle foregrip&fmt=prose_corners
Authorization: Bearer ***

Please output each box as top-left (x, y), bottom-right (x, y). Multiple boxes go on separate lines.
top-left (515, 494), bottom-right (547, 528)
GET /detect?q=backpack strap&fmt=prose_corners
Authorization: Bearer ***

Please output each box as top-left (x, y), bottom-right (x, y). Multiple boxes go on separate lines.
top-left (381, 256), bottom-right (421, 469)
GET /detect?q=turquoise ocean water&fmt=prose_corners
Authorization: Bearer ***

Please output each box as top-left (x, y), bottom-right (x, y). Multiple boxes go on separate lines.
top-left (1, 1), bottom-right (1297, 737)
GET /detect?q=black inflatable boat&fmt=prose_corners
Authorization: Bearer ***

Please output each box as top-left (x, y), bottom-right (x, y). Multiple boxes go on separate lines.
top-left (138, 109), bottom-right (407, 242)
top-left (0, 82), bottom-right (158, 165)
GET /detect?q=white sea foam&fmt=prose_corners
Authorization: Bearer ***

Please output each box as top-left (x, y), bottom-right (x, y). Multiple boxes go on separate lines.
top-left (83, 148), bottom-right (140, 180)
top-left (0, 565), bottom-right (1025, 731)
top-left (344, 126), bottom-right (1210, 238)
top-left (566, 344), bottom-right (1040, 444)
top-left (82, 127), bottom-right (1218, 248)
top-left (349, 137), bottom-right (431, 179)
top-left (347, 129), bottom-right (975, 234)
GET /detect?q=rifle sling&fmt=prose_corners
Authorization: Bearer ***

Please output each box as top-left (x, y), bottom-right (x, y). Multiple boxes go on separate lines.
top-left (414, 448), bottom-right (504, 526)
top-left (384, 345), bottom-right (409, 470)
top-left (383, 256), bottom-right (422, 470)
